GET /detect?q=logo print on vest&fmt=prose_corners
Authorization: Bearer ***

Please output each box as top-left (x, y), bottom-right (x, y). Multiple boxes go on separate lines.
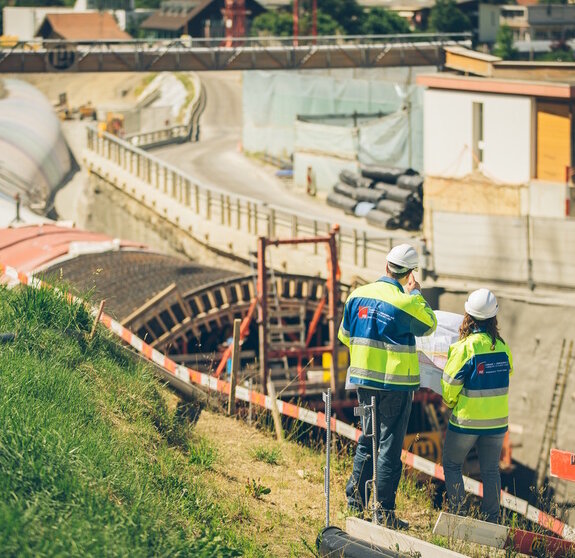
top-left (358, 307), bottom-right (368, 319)
top-left (477, 362), bottom-right (485, 375)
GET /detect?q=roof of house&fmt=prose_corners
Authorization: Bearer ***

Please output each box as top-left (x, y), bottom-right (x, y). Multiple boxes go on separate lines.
top-left (140, 0), bottom-right (265, 31)
top-left (0, 224), bottom-right (147, 273)
top-left (417, 72), bottom-right (575, 99)
top-left (35, 13), bottom-right (132, 41)
top-left (435, 46), bottom-right (575, 86)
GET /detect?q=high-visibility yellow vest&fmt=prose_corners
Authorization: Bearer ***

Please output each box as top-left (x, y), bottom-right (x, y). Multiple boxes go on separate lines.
top-left (338, 277), bottom-right (437, 391)
top-left (442, 331), bottom-right (513, 435)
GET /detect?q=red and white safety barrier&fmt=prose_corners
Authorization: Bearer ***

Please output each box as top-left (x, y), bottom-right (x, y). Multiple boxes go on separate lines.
top-left (551, 449), bottom-right (575, 483)
top-left (435, 512), bottom-right (575, 557)
top-left (2, 262), bottom-right (574, 541)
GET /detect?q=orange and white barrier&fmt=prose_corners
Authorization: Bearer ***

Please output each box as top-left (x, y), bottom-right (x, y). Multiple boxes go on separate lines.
top-left (550, 449), bottom-right (575, 483)
top-left (2, 261), bottom-right (574, 542)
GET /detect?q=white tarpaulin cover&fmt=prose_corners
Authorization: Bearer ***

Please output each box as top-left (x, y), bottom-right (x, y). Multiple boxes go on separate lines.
top-left (345, 310), bottom-right (463, 395)
top-left (243, 69), bottom-right (426, 172)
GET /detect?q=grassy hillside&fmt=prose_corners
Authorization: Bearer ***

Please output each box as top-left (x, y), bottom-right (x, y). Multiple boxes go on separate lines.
top-left (0, 284), bottom-right (264, 556)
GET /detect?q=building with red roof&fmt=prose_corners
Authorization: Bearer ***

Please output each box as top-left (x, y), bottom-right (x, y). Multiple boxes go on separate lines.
top-left (35, 12), bottom-right (132, 41)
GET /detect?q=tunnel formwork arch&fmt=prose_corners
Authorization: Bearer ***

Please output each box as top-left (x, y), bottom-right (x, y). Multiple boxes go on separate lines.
top-left (122, 272), bottom-right (350, 397)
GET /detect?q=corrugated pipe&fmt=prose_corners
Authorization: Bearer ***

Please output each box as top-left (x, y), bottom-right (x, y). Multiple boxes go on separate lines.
top-left (316, 526), bottom-right (404, 558)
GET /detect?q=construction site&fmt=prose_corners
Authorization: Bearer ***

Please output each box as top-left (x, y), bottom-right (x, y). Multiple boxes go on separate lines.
top-left (1, 32), bottom-right (575, 556)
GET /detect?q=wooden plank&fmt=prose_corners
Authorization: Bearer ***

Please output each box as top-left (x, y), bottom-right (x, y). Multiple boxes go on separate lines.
top-left (433, 512), bottom-right (508, 549)
top-left (346, 517), bottom-right (468, 558)
top-left (550, 449), bottom-right (575, 482)
top-left (266, 379), bottom-right (284, 442)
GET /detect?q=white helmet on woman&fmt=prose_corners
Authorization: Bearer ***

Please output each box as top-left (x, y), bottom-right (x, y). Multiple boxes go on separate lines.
top-left (465, 289), bottom-right (499, 320)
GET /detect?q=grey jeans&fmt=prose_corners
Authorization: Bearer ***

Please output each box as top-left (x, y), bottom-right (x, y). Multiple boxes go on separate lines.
top-left (442, 428), bottom-right (505, 523)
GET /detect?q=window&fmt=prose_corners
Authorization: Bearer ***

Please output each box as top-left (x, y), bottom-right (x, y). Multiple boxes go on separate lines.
top-left (472, 102), bottom-right (484, 170)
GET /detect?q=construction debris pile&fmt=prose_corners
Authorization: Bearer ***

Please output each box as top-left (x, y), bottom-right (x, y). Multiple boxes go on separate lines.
top-left (327, 165), bottom-right (424, 231)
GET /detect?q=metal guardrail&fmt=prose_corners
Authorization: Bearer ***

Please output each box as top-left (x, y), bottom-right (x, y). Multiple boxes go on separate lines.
top-left (124, 125), bottom-right (190, 148)
top-left (0, 33), bottom-right (472, 73)
top-left (85, 126), bottom-right (417, 274)
top-left (124, 82), bottom-right (207, 149)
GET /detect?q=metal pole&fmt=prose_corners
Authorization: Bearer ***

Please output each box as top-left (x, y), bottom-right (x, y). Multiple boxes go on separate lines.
top-left (370, 395), bottom-right (378, 524)
top-left (323, 389), bottom-right (332, 528)
top-left (14, 193), bottom-right (21, 223)
top-left (257, 237), bottom-right (269, 393)
top-left (355, 397), bottom-right (378, 524)
top-left (328, 225), bottom-right (340, 395)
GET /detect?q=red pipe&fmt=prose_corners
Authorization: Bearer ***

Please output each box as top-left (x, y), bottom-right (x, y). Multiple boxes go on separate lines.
top-left (214, 297), bottom-right (258, 378)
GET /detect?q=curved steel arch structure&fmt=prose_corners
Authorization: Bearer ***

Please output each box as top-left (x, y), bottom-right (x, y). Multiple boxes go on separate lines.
top-left (123, 272), bottom-right (350, 396)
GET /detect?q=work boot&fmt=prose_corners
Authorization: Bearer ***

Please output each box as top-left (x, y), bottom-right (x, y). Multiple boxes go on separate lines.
top-left (376, 510), bottom-right (409, 530)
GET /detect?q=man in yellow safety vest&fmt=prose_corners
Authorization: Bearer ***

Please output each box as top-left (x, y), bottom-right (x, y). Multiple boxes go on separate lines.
top-left (339, 243), bottom-right (437, 529)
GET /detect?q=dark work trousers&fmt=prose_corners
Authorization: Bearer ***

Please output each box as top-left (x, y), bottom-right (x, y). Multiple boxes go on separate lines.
top-left (346, 388), bottom-right (412, 512)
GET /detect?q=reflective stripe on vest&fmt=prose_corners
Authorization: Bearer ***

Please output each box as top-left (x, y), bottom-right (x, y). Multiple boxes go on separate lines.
top-left (349, 366), bottom-right (420, 386)
top-left (461, 387), bottom-right (509, 398)
top-left (349, 336), bottom-right (416, 354)
top-left (449, 415), bottom-right (508, 429)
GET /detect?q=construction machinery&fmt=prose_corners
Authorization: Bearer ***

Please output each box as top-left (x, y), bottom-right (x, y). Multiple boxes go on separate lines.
top-left (53, 93), bottom-right (97, 121)
top-left (102, 112), bottom-right (125, 136)
top-left (54, 92), bottom-right (71, 121)
top-left (77, 102), bottom-right (97, 120)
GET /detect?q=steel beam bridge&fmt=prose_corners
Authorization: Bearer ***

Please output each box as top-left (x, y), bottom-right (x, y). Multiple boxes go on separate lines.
top-left (0, 33), bottom-right (471, 73)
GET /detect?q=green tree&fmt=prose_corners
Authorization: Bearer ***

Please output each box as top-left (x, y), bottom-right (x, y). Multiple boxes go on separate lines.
top-left (361, 7), bottom-right (411, 35)
top-left (538, 41), bottom-right (574, 61)
top-left (428, 0), bottom-right (471, 33)
top-left (300, 10), bottom-right (344, 35)
top-left (492, 24), bottom-right (517, 59)
top-left (0, 0), bottom-right (6, 34)
top-left (251, 2), bottom-right (351, 36)
top-left (251, 10), bottom-right (294, 36)
top-left (134, 0), bottom-right (162, 8)
top-left (318, 0), bottom-right (364, 34)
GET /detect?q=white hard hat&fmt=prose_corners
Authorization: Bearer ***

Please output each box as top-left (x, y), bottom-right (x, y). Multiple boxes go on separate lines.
top-left (386, 243), bottom-right (419, 273)
top-left (464, 289), bottom-right (499, 320)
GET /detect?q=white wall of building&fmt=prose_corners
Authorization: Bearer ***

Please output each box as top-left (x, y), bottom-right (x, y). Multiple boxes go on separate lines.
top-left (3, 6), bottom-right (128, 39)
top-left (3, 7), bottom-right (72, 40)
top-left (478, 4), bottom-right (500, 43)
top-left (424, 89), bottom-right (532, 185)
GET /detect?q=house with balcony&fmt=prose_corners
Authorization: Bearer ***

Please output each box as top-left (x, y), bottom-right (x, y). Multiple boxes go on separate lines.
top-left (478, 3), bottom-right (575, 49)
top-left (417, 47), bottom-right (575, 287)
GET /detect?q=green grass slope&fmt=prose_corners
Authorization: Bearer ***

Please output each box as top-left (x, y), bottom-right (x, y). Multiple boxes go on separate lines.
top-left (0, 284), bottom-right (258, 557)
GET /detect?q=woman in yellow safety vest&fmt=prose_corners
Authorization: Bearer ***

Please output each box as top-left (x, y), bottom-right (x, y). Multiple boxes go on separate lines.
top-left (441, 288), bottom-right (513, 524)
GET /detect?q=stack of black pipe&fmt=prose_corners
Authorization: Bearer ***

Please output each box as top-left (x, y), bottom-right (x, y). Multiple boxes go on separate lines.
top-left (326, 165), bottom-right (423, 231)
